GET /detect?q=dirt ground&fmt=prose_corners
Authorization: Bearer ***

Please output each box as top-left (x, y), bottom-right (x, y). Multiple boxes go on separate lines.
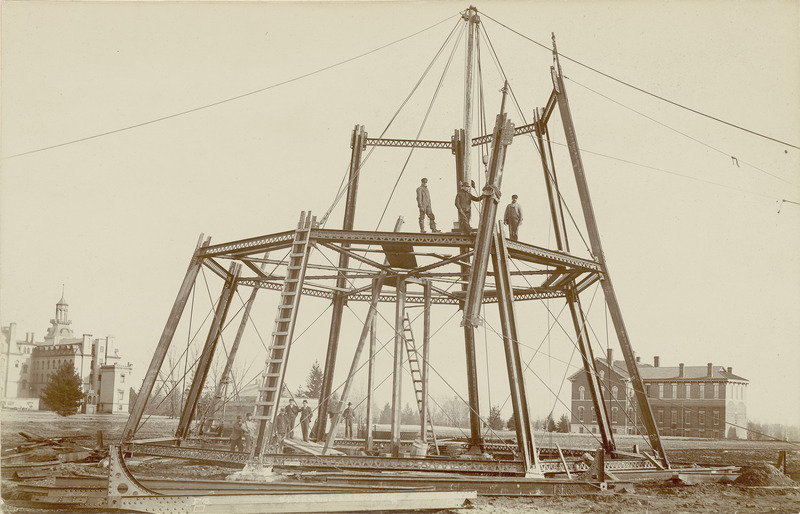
top-left (1, 410), bottom-right (799, 513)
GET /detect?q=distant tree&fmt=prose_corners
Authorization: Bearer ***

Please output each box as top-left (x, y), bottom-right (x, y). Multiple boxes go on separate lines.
top-left (401, 403), bottom-right (417, 424)
top-left (488, 406), bottom-right (504, 431)
top-left (557, 413), bottom-right (571, 433)
top-left (506, 414), bottom-right (516, 431)
top-left (378, 402), bottom-right (393, 424)
top-left (299, 360), bottom-right (324, 398)
top-left (545, 414), bottom-right (557, 432)
top-left (40, 362), bottom-right (84, 416)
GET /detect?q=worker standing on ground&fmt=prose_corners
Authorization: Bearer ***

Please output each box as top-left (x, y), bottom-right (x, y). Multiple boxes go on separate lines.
top-left (416, 178), bottom-right (441, 233)
top-left (274, 407), bottom-right (289, 451)
top-left (503, 194), bottom-right (523, 241)
top-left (300, 400), bottom-right (313, 442)
top-left (285, 399), bottom-right (300, 439)
top-left (455, 180), bottom-right (482, 233)
top-left (230, 415), bottom-right (245, 452)
top-left (244, 412), bottom-right (257, 451)
top-left (342, 402), bottom-right (356, 439)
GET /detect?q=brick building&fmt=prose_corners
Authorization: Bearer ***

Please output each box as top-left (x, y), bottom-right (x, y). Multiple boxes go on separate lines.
top-left (568, 351), bottom-right (748, 439)
top-left (1, 293), bottom-right (132, 413)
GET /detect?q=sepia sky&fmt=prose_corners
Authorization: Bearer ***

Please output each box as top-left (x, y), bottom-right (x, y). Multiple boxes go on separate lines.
top-left (1, 1), bottom-right (799, 429)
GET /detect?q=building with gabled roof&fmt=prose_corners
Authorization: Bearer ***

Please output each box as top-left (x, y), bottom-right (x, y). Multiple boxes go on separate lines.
top-left (568, 351), bottom-right (748, 439)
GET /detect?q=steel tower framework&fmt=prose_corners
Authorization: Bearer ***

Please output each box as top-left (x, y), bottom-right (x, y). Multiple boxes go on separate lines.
top-left (122, 14), bottom-right (669, 473)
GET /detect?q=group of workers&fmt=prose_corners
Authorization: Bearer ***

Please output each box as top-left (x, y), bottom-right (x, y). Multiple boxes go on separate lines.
top-left (416, 177), bottom-right (522, 240)
top-left (229, 398), bottom-right (357, 452)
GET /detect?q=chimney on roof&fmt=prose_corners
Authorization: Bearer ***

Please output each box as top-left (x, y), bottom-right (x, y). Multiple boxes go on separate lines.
top-left (679, 363), bottom-right (684, 378)
top-left (636, 356), bottom-right (641, 363)
top-left (654, 356), bottom-right (660, 368)
top-left (607, 348), bottom-right (613, 366)
top-left (707, 363), bottom-right (713, 377)
top-left (727, 367), bottom-right (732, 374)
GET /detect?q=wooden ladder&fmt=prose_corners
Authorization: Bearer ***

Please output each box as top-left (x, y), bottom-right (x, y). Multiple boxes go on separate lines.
top-left (254, 212), bottom-right (314, 454)
top-left (402, 312), bottom-right (439, 454)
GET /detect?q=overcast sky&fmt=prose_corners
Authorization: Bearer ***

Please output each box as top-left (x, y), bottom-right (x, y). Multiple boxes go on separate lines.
top-left (2, 1), bottom-right (798, 431)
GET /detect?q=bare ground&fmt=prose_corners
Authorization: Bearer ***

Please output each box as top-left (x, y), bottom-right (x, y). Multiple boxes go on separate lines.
top-left (1, 410), bottom-right (799, 513)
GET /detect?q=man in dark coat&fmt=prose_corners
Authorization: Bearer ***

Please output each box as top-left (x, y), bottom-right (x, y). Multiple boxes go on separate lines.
top-left (274, 407), bottom-right (289, 451)
top-left (230, 415), bottom-right (245, 452)
top-left (300, 400), bottom-right (313, 442)
top-left (285, 399), bottom-right (300, 439)
top-left (342, 402), bottom-right (356, 439)
top-left (503, 194), bottom-right (523, 241)
top-left (416, 178), bottom-right (441, 233)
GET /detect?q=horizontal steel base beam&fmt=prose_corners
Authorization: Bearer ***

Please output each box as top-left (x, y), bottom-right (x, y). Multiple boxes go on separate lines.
top-left (124, 442), bottom-right (655, 476)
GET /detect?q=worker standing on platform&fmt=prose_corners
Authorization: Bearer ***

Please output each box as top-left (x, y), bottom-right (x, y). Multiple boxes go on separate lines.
top-left (455, 180), bottom-right (482, 233)
top-left (342, 402), bottom-right (355, 439)
top-left (416, 178), bottom-right (441, 233)
top-left (300, 400), bottom-right (313, 442)
top-left (503, 194), bottom-right (523, 241)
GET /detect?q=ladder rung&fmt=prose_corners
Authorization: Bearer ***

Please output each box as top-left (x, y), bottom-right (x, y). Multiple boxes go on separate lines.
top-left (272, 331), bottom-right (289, 336)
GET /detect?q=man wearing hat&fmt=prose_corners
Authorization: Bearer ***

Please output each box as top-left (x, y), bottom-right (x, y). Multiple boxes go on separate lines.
top-left (342, 402), bottom-right (356, 439)
top-left (455, 180), bottom-right (481, 233)
top-left (416, 178), bottom-right (441, 233)
top-left (503, 194), bottom-right (523, 241)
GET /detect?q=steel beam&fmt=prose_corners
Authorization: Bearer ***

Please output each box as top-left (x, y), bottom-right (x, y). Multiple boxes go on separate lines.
top-left (121, 235), bottom-right (208, 442)
top-left (176, 262), bottom-right (241, 439)
top-left (552, 40), bottom-right (667, 466)
top-left (316, 125), bottom-right (367, 440)
top-left (491, 225), bottom-right (539, 475)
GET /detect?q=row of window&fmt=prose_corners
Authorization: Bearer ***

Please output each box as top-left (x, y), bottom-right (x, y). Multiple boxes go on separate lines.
top-left (645, 381), bottom-right (734, 400)
top-left (656, 408), bottom-right (720, 426)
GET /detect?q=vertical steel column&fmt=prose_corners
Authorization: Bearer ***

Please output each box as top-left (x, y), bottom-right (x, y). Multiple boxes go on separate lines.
top-left (491, 224), bottom-right (540, 475)
top-left (462, 7), bottom-right (478, 186)
top-left (176, 262), bottom-right (241, 439)
top-left (122, 234), bottom-right (208, 442)
top-left (551, 37), bottom-right (668, 466)
top-left (421, 280), bottom-right (431, 441)
top-left (390, 278), bottom-right (406, 457)
top-left (365, 312), bottom-right (376, 452)
top-left (316, 125), bottom-right (367, 439)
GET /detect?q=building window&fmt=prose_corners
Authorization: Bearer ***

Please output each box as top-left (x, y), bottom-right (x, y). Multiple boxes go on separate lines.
top-left (599, 370), bottom-right (605, 379)
top-left (713, 410), bottom-right (720, 426)
top-left (646, 384), bottom-right (652, 397)
top-left (699, 410), bottom-right (705, 425)
top-left (672, 383), bottom-right (677, 399)
top-left (611, 386), bottom-right (618, 399)
top-left (685, 409), bottom-right (691, 425)
top-left (578, 386), bottom-right (585, 400)
top-left (592, 408), bottom-right (597, 422)
top-left (121, 375), bottom-right (125, 384)
top-left (657, 409), bottom-right (664, 425)
top-left (611, 407), bottom-right (618, 424)
top-left (714, 383), bottom-right (719, 399)
top-left (700, 383), bottom-right (705, 398)
top-left (685, 383), bottom-right (691, 399)
top-left (118, 390), bottom-right (124, 401)
top-left (658, 383), bottom-right (664, 398)
top-left (15, 360), bottom-right (19, 368)
top-left (22, 364), bottom-right (28, 373)
top-left (578, 406), bottom-right (585, 422)
top-left (671, 409), bottom-right (677, 427)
